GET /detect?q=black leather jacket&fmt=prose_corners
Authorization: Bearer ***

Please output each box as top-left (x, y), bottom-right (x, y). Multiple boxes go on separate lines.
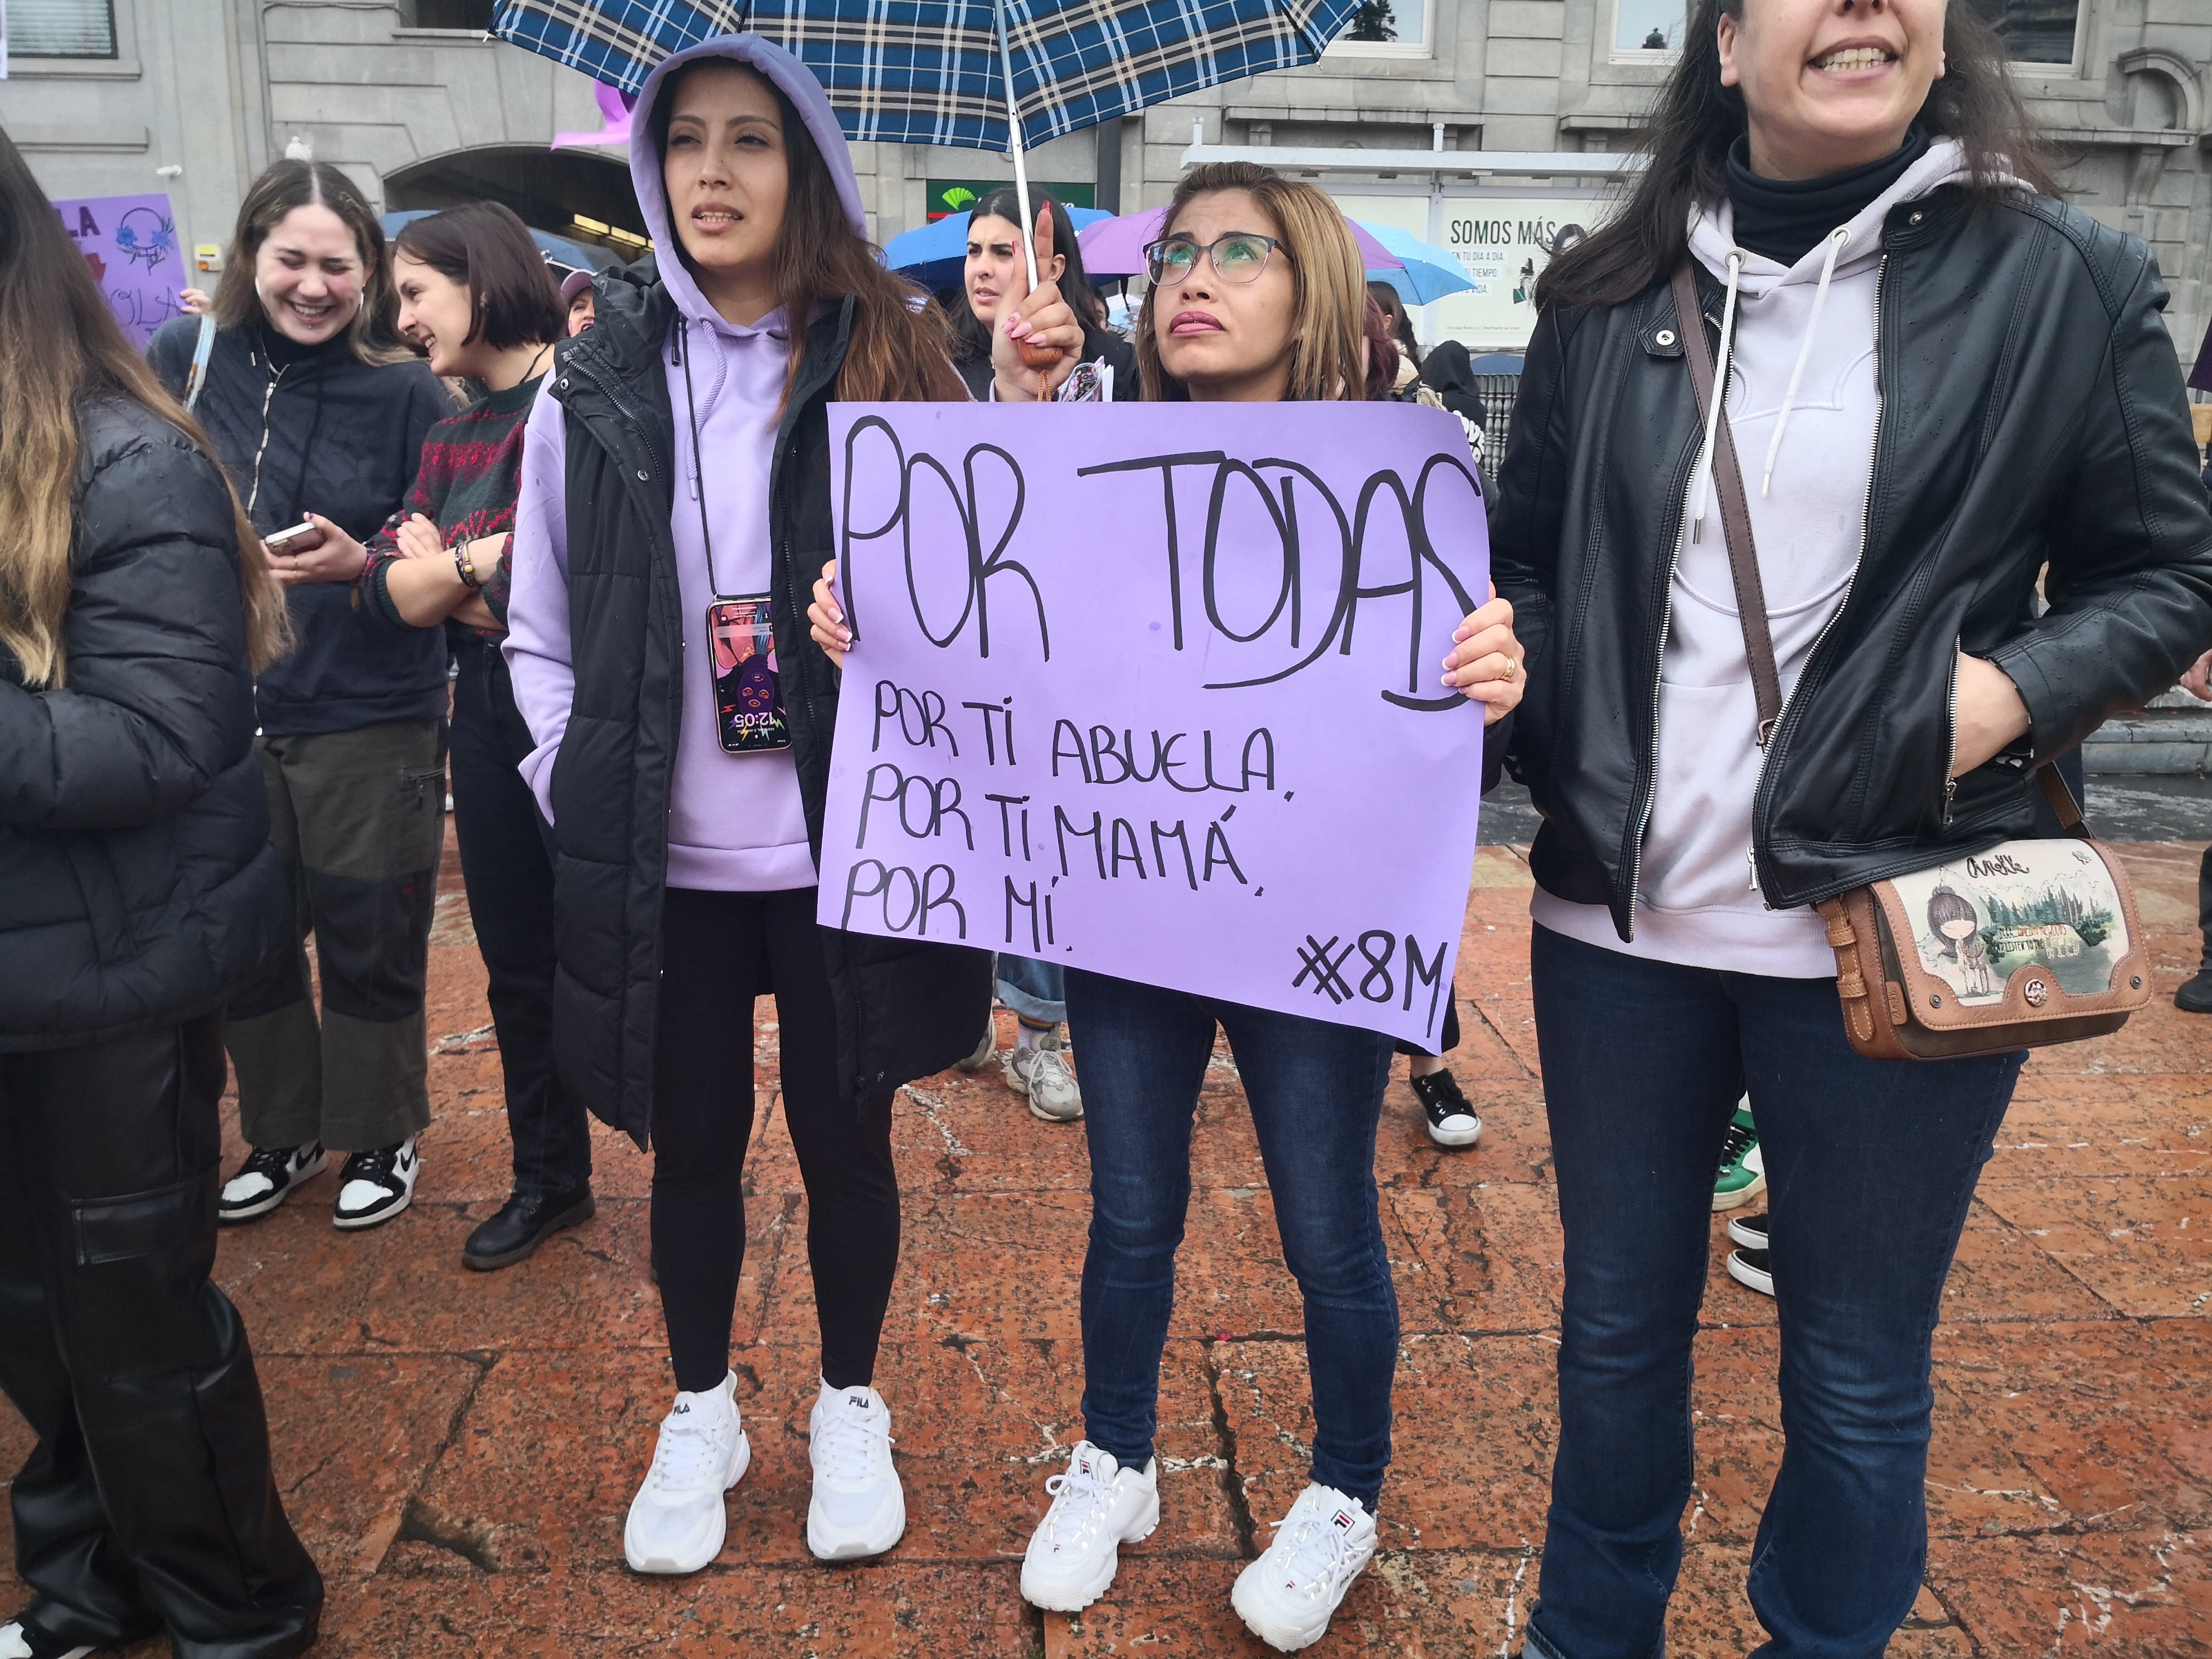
top-left (1492, 187), bottom-right (2212, 939)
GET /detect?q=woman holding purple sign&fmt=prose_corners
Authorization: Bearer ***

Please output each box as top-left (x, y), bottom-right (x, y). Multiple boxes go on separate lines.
top-left (502, 35), bottom-right (996, 1579)
top-left (813, 158), bottom-right (1524, 1652)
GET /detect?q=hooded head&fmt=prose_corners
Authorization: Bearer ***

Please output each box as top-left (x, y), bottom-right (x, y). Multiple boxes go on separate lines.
top-left (628, 35), bottom-right (867, 327)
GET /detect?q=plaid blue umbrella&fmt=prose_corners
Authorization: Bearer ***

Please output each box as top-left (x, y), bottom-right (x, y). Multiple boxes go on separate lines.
top-left (492, 0), bottom-right (1363, 156)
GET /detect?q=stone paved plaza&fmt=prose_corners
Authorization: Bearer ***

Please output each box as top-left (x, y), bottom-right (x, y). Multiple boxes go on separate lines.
top-left (6, 830), bottom-right (2210, 1656)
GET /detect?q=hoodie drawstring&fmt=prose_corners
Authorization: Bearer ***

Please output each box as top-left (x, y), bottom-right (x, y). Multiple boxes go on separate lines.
top-left (1690, 249), bottom-right (1745, 544)
top-left (1760, 226), bottom-right (1850, 498)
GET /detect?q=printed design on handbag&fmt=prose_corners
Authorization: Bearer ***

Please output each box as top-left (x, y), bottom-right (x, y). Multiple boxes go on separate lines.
top-left (1892, 841), bottom-right (2129, 1007)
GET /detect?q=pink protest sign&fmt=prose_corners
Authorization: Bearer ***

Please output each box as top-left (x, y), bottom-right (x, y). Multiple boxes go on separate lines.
top-left (819, 401), bottom-right (1488, 1047)
top-left (53, 192), bottom-right (190, 346)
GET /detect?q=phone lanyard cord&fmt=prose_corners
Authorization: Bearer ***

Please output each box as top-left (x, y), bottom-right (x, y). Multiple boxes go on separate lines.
top-left (676, 318), bottom-right (726, 598)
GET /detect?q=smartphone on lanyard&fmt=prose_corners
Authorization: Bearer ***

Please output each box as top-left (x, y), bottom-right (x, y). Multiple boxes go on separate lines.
top-left (709, 596), bottom-right (790, 754)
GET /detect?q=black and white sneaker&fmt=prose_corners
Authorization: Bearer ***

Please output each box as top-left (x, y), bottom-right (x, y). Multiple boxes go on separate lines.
top-left (1726, 1246), bottom-right (1774, 1298)
top-left (332, 1138), bottom-right (420, 1230)
top-left (1410, 1070), bottom-right (1482, 1148)
top-left (1728, 1211), bottom-right (1769, 1250)
top-left (219, 1143), bottom-right (326, 1223)
top-left (0, 1615), bottom-right (95, 1658)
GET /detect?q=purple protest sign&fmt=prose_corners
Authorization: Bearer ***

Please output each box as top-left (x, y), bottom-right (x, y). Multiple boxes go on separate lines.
top-left (819, 401), bottom-right (1488, 1047)
top-left (52, 192), bottom-right (190, 346)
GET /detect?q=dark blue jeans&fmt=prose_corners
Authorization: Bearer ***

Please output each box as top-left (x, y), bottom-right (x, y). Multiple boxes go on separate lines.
top-left (1064, 969), bottom-right (1398, 1512)
top-left (1522, 925), bottom-right (2022, 1659)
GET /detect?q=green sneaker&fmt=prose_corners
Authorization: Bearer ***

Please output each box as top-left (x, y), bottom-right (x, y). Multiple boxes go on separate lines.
top-left (1713, 1103), bottom-right (1765, 1212)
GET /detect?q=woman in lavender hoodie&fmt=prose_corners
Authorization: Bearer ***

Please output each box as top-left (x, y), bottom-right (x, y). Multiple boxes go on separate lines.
top-left (502, 36), bottom-right (997, 1576)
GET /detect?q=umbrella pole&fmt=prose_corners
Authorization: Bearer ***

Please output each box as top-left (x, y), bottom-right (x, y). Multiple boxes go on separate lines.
top-left (991, 0), bottom-right (1040, 290)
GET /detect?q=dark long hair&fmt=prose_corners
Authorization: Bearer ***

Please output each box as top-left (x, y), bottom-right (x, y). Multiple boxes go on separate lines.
top-left (394, 202), bottom-right (564, 351)
top-left (948, 190), bottom-right (1103, 364)
top-left (649, 61), bottom-right (963, 406)
top-left (211, 160), bottom-right (413, 365)
top-left (0, 127), bottom-right (287, 685)
top-left (1538, 0), bottom-right (2058, 311)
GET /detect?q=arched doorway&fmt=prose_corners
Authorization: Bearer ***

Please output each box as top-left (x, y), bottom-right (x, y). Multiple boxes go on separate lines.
top-left (385, 146), bottom-right (649, 261)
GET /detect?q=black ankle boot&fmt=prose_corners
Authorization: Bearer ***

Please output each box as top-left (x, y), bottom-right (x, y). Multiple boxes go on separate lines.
top-left (2177, 969), bottom-right (2212, 1014)
top-left (462, 1187), bottom-right (595, 1271)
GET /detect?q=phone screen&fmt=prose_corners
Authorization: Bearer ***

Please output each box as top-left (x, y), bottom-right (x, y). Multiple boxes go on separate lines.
top-left (708, 598), bottom-right (790, 754)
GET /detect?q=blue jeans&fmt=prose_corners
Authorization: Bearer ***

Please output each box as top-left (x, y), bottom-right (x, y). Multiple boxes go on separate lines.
top-left (1522, 925), bottom-right (2022, 1659)
top-left (996, 954), bottom-right (1066, 1026)
top-left (1064, 969), bottom-right (1398, 1512)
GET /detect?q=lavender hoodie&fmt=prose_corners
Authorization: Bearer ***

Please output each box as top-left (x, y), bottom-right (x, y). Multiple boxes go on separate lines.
top-left (504, 36), bottom-right (868, 892)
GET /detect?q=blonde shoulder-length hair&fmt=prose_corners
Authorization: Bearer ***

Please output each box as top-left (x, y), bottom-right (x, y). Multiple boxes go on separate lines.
top-left (1136, 162), bottom-right (1369, 404)
top-left (0, 126), bottom-right (287, 687)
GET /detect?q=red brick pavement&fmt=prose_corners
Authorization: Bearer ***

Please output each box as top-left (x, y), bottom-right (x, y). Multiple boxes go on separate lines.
top-left (5, 835), bottom-right (2210, 1655)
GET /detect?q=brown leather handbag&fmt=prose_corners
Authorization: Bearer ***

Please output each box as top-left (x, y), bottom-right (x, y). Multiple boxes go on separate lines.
top-left (1669, 263), bottom-right (2152, 1061)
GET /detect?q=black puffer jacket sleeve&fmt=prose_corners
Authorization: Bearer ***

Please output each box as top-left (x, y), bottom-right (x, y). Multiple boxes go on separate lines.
top-left (1986, 229), bottom-right (2212, 759)
top-left (0, 406), bottom-right (257, 831)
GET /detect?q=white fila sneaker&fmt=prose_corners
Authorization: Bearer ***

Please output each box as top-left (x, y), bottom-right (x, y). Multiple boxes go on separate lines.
top-left (806, 1380), bottom-right (906, 1560)
top-left (1231, 1483), bottom-right (1379, 1652)
top-left (1019, 1442), bottom-right (1159, 1613)
top-left (624, 1371), bottom-right (750, 1575)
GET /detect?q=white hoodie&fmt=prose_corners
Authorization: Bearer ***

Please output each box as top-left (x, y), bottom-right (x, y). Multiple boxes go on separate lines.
top-left (1532, 139), bottom-right (1982, 977)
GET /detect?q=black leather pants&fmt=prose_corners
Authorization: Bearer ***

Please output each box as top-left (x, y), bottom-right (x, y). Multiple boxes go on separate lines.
top-left (0, 1017), bottom-right (323, 1658)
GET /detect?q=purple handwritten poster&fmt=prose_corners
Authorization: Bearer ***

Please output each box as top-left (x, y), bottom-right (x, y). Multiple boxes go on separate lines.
top-left (52, 192), bottom-right (190, 346)
top-left (819, 401), bottom-right (1490, 1047)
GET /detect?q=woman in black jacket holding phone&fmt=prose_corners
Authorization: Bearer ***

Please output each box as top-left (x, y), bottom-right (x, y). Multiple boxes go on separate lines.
top-left (0, 127), bottom-right (322, 1659)
top-left (148, 161), bottom-right (451, 1234)
top-left (1490, 1), bottom-right (2212, 1651)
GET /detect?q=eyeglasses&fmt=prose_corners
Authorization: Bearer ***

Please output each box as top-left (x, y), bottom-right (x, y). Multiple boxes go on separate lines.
top-left (1143, 232), bottom-right (1286, 285)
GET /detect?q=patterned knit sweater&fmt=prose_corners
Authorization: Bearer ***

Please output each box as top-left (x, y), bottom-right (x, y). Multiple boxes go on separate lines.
top-left (358, 372), bottom-right (544, 638)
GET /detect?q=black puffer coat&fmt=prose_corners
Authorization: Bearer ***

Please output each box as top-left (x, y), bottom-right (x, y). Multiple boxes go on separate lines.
top-left (543, 271), bottom-right (992, 1144)
top-left (0, 396), bottom-right (289, 1049)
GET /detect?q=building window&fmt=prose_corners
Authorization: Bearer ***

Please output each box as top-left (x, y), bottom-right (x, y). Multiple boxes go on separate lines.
top-left (403, 0), bottom-right (497, 27)
top-left (1615, 0), bottom-right (1686, 54)
top-left (7, 0), bottom-right (118, 57)
top-left (1328, 0), bottom-right (1432, 57)
top-left (1969, 0), bottom-right (2078, 66)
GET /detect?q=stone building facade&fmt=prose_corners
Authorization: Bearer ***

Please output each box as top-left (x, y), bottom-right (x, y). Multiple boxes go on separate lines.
top-left (1, 0), bottom-right (2205, 357)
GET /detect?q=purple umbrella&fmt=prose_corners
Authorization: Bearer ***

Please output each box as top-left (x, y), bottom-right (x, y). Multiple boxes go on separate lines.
top-left (1080, 205), bottom-right (1401, 279)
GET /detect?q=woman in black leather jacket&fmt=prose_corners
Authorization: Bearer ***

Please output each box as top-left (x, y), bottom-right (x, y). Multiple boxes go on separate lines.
top-left (0, 128), bottom-right (322, 1659)
top-left (1488, 1), bottom-right (2212, 1653)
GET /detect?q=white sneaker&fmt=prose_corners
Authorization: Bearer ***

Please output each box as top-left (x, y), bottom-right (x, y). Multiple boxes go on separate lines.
top-left (1004, 1036), bottom-right (1083, 1122)
top-left (332, 1137), bottom-right (420, 1230)
top-left (1019, 1442), bottom-right (1159, 1612)
top-left (0, 1619), bottom-right (93, 1659)
top-left (624, 1371), bottom-right (750, 1574)
top-left (219, 1142), bottom-right (326, 1223)
top-left (806, 1380), bottom-right (906, 1560)
top-left (1231, 1483), bottom-right (1379, 1652)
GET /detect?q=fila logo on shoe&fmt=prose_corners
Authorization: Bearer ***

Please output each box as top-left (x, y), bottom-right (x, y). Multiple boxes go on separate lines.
top-left (671, 1401), bottom-right (690, 1415)
top-left (1333, 1510), bottom-right (1355, 1530)
top-left (848, 1394), bottom-right (869, 1410)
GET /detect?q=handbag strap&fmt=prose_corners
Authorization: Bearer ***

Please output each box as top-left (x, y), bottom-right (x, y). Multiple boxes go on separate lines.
top-left (1671, 261), bottom-right (1782, 745)
top-left (1668, 263), bottom-right (2089, 836)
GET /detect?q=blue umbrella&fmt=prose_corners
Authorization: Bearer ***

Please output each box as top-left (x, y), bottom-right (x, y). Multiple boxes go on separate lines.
top-left (492, 0), bottom-right (1366, 289)
top-left (882, 204), bottom-right (1114, 293)
top-left (380, 210), bottom-right (621, 274)
top-left (1356, 221), bottom-right (1476, 307)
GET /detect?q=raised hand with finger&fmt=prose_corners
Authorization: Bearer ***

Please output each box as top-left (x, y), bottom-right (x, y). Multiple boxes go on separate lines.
top-left (991, 198), bottom-right (1085, 403)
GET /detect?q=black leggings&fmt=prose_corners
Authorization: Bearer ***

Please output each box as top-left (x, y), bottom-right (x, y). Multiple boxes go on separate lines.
top-left (653, 887), bottom-right (899, 1394)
